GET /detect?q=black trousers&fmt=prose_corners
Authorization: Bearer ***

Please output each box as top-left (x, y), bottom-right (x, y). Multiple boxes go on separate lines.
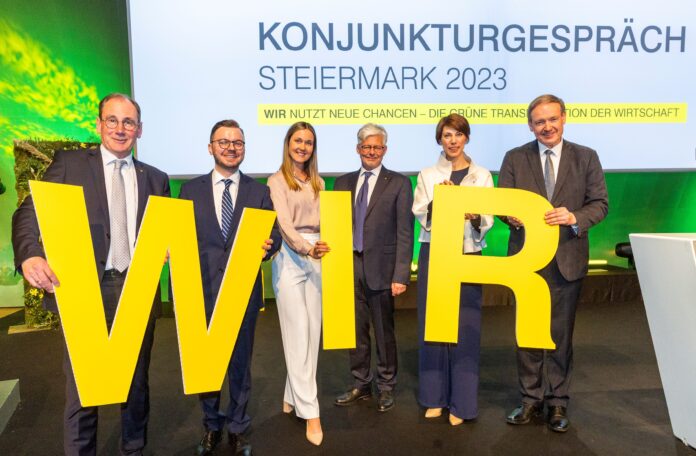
top-left (199, 304), bottom-right (259, 435)
top-left (348, 252), bottom-right (398, 392)
top-left (63, 271), bottom-right (157, 456)
top-left (516, 258), bottom-right (583, 408)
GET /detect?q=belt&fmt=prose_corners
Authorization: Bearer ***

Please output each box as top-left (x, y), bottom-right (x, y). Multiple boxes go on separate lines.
top-left (104, 268), bottom-right (128, 278)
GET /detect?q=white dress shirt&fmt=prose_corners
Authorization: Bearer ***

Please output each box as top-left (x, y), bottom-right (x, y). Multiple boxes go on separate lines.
top-left (101, 146), bottom-right (138, 270)
top-left (212, 169), bottom-right (240, 229)
top-left (354, 164), bottom-right (382, 205)
top-left (538, 140), bottom-right (563, 184)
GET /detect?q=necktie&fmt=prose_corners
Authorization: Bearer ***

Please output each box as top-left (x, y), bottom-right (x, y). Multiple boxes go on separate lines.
top-left (110, 160), bottom-right (130, 272)
top-left (353, 171), bottom-right (372, 252)
top-left (221, 179), bottom-right (234, 240)
top-left (544, 149), bottom-right (555, 200)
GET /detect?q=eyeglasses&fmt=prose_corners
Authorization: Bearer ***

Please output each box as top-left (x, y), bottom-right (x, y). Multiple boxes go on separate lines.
top-left (212, 139), bottom-right (246, 150)
top-left (359, 145), bottom-right (386, 152)
top-left (101, 116), bottom-right (140, 131)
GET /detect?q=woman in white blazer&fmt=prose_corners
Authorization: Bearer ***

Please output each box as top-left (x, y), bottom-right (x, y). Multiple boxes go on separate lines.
top-left (412, 113), bottom-right (493, 425)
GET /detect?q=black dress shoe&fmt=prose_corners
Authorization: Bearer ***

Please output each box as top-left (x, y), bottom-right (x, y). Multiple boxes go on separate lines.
top-left (377, 391), bottom-right (395, 412)
top-left (195, 430), bottom-right (222, 456)
top-left (334, 387), bottom-right (371, 406)
top-left (228, 432), bottom-right (253, 455)
top-left (547, 406), bottom-right (570, 433)
top-left (506, 404), bottom-right (543, 425)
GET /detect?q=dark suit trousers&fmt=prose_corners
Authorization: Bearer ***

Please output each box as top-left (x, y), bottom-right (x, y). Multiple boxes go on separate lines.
top-left (63, 272), bottom-right (156, 456)
top-left (417, 243), bottom-right (482, 420)
top-left (516, 258), bottom-right (583, 408)
top-left (199, 303), bottom-right (259, 434)
top-left (349, 252), bottom-right (398, 392)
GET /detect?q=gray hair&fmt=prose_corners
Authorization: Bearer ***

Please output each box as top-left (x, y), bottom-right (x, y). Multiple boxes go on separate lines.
top-left (357, 123), bottom-right (388, 144)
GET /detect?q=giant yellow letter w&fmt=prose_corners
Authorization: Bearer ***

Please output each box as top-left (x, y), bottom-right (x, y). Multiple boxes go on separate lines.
top-left (30, 181), bottom-right (276, 406)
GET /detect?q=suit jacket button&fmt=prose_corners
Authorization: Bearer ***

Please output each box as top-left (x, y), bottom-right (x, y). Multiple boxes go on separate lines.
top-left (218, 268), bottom-right (224, 273)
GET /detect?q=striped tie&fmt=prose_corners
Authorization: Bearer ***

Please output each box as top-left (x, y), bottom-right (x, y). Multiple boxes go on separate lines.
top-left (221, 179), bottom-right (234, 240)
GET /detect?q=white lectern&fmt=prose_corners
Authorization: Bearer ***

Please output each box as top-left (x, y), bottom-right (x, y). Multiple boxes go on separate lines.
top-left (630, 233), bottom-right (696, 449)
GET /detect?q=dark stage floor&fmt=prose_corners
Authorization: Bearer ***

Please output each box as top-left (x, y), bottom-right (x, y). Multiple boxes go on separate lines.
top-left (1, 299), bottom-right (693, 455)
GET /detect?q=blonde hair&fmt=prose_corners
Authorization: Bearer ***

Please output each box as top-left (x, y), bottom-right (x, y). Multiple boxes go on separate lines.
top-left (280, 122), bottom-right (322, 195)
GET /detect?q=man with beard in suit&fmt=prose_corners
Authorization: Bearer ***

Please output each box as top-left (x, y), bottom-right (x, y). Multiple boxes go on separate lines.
top-left (179, 119), bottom-right (280, 455)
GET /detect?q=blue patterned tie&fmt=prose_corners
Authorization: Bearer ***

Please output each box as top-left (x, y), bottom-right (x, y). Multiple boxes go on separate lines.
top-left (221, 179), bottom-right (234, 240)
top-left (353, 171), bottom-right (372, 252)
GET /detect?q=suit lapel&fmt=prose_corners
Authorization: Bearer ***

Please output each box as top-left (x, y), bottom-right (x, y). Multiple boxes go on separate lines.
top-left (133, 158), bottom-right (148, 228)
top-left (199, 172), bottom-right (224, 243)
top-left (365, 168), bottom-right (392, 219)
top-left (87, 148), bottom-right (110, 224)
top-left (552, 142), bottom-right (573, 202)
top-left (524, 142), bottom-right (547, 198)
top-left (346, 171), bottom-right (359, 204)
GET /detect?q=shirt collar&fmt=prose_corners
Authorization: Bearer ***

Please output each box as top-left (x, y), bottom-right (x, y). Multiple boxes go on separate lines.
top-left (213, 168), bottom-right (241, 185)
top-left (538, 139), bottom-right (563, 157)
top-left (100, 145), bottom-right (134, 167)
top-left (360, 164), bottom-right (382, 178)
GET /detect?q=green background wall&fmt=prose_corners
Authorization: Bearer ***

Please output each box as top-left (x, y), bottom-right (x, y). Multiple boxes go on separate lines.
top-left (1, 1), bottom-right (695, 307)
top-left (0, 0), bottom-right (130, 306)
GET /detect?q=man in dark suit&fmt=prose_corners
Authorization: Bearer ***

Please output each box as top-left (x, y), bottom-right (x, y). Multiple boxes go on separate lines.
top-left (179, 119), bottom-right (280, 456)
top-left (499, 94), bottom-right (608, 432)
top-left (12, 93), bottom-right (170, 455)
top-left (333, 123), bottom-right (414, 412)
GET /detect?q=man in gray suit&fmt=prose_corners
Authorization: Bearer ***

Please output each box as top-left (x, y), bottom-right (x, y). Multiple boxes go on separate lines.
top-left (499, 94), bottom-right (608, 432)
top-left (333, 123), bottom-right (414, 412)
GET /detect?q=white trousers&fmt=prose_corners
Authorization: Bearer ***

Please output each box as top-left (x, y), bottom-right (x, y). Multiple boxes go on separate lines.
top-left (272, 234), bottom-right (322, 419)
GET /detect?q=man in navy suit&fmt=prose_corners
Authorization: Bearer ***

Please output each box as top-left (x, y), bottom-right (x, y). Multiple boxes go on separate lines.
top-left (499, 94), bottom-right (608, 433)
top-left (179, 119), bottom-right (281, 456)
top-left (12, 93), bottom-right (170, 455)
top-left (333, 123), bottom-right (414, 412)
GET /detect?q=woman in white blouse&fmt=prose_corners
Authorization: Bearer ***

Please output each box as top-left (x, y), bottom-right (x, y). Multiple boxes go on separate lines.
top-left (267, 121), bottom-right (329, 446)
top-left (412, 113), bottom-right (493, 426)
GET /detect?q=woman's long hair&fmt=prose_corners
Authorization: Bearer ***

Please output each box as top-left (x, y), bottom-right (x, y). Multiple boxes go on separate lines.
top-left (280, 121), bottom-right (322, 195)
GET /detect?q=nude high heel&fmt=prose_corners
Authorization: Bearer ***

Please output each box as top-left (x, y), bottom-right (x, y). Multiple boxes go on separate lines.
top-left (449, 413), bottom-right (464, 426)
top-left (425, 408), bottom-right (442, 418)
top-left (283, 401), bottom-right (294, 414)
top-left (306, 418), bottom-right (323, 446)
